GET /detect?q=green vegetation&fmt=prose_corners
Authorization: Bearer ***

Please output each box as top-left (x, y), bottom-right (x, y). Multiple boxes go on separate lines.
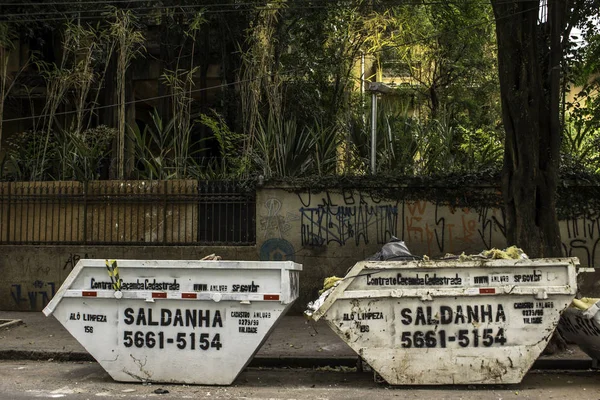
top-left (0, 0), bottom-right (597, 185)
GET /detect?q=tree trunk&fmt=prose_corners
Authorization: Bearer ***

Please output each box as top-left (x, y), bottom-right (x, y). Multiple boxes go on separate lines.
top-left (429, 83), bottom-right (439, 119)
top-left (491, 0), bottom-right (563, 258)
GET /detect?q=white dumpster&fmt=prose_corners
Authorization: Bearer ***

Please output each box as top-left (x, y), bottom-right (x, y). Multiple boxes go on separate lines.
top-left (308, 257), bottom-right (580, 385)
top-left (558, 299), bottom-right (600, 366)
top-left (43, 259), bottom-right (301, 385)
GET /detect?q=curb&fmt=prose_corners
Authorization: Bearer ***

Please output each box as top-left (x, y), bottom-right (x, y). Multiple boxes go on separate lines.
top-left (248, 356), bottom-right (360, 369)
top-left (0, 350), bottom-right (594, 371)
top-left (532, 359), bottom-right (594, 370)
top-left (0, 350), bottom-right (93, 362)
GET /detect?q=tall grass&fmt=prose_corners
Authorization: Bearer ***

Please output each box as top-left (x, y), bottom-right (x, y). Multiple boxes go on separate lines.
top-left (107, 7), bottom-right (145, 179)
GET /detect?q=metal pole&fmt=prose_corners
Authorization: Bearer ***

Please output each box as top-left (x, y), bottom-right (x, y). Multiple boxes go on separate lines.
top-left (360, 52), bottom-right (365, 96)
top-left (371, 92), bottom-right (377, 174)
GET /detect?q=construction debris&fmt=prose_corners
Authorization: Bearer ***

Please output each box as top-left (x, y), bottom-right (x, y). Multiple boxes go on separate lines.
top-left (442, 246), bottom-right (528, 261)
top-left (571, 297), bottom-right (600, 311)
top-left (319, 276), bottom-right (342, 295)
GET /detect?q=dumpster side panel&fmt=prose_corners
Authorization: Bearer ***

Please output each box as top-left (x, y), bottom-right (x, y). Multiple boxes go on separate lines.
top-left (52, 298), bottom-right (291, 385)
top-left (323, 294), bottom-right (570, 384)
top-left (52, 298), bottom-right (120, 358)
top-left (45, 260), bottom-right (302, 385)
top-left (313, 258), bottom-right (579, 385)
top-left (358, 347), bottom-right (542, 384)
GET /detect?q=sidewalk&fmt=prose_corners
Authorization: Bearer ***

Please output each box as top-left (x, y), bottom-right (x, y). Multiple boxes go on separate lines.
top-left (0, 311), bottom-right (357, 366)
top-left (0, 311), bottom-right (593, 370)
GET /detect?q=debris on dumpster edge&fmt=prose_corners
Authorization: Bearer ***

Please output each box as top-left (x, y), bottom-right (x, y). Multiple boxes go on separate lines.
top-left (319, 276), bottom-right (342, 295)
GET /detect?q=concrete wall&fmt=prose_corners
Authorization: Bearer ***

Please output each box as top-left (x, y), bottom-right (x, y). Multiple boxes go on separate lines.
top-left (256, 188), bottom-right (508, 310)
top-left (255, 188), bottom-right (600, 311)
top-left (2, 185), bottom-right (600, 313)
top-left (0, 245), bottom-right (257, 312)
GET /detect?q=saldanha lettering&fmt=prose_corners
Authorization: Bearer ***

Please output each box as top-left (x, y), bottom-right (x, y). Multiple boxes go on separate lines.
top-left (123, 308), bottom-right (223, 328)
top-left (400, 304), bottom-right (506, 325)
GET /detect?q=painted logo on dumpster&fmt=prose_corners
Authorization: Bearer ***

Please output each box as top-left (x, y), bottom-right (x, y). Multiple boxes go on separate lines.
top-left (334, 297), bottom-right (561, 348)
top-left (399, 304), bottom-right (507, 325)
top-left (120, 307), bottom-right (224, 350)
top-left (366, 273), bottom-right (462, 286)
top-left (399, 327), bottom-right (507, 348)
top-left (123, 307), bottom-right (223, 327)
top-left (359, 268), bottom-right (552, 289)
top-left (91, 278), bottom-right (180, 291)
top-left (333, 299), bottom-right (518, 349)
top-left (396, 303), bottom-right (508, 348)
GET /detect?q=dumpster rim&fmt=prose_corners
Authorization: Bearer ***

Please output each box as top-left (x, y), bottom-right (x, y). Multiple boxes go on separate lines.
top-left (309, 257), bottom-right (580, 321)
top-left (69, 259), bottom-right (303, 271)
top-left (358, 257), bottom-right (581, 270)
top-left (43, 259), bottom-right (302, 317)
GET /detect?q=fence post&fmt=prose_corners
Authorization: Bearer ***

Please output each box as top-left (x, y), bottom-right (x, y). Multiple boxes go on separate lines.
top-left (163, 180), bottom-right (168, 244)
top-left (83, 181), bottom-right (88, 244)
top-left (5, 182), bottom-right (11, 243)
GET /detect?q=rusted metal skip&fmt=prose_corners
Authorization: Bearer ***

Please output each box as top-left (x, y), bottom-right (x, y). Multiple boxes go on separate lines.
top-left (310, 257), bottom-right (581, 385)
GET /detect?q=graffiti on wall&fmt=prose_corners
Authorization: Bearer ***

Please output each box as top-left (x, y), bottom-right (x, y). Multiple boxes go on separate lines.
top-left (562, 216), bottom-right (600, 267)
top-left (298, 190), bottom-right (398, 247)
top-left (8, 252), bottom-right (92, 311)
top-left (404, 201), bottom-right (506, 255)
top-left (63, 252), bottom-right (91, 270)
top-left (11, 280), bottom-right (56, 310)
top-left (260, 238), bottom-right (296, 261)
top-left (291, 190), bottom-right (507, 252)
top-left (478, 206), bottom-right (507, 250)
top-left (259, 198), bottom-right (300, 239)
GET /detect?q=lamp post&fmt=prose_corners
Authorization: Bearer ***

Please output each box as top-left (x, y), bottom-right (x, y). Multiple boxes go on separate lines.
top-left (366, 82), bottom-right (393, 174)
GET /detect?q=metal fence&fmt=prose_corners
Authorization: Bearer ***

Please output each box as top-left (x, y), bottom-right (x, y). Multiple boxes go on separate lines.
top-left (0, 180), bottom-right (256, 246)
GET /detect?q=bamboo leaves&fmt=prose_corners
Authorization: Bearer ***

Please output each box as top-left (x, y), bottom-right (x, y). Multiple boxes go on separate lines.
top-left (106, 7), bottom-right (145, 179)
top-left (0, 22), bottom-right (17, 158)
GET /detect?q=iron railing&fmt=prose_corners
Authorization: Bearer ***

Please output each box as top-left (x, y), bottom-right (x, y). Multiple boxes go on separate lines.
top-left (0, 180), bottom-right (256, 246)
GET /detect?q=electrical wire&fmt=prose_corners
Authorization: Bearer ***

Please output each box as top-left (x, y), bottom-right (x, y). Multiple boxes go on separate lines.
top-left (2, 69), bottom-right (307, 123)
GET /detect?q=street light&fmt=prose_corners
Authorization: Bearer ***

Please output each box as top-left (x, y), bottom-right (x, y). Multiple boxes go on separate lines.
top-left (366, 82), bottom-right (393, 175)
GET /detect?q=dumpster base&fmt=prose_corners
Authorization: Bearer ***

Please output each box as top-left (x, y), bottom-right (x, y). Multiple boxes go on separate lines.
top-left (357, 345), bottom-right (546, 385)
top-left (52, 298), bottom-right (294, 385)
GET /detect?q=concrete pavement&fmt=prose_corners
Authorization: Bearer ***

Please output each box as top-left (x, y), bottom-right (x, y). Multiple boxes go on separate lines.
top-left (0, 311), bottom-right (357, 366)
top-left (3, 359), bottom-right (600, 399)
top-left (0, 311), bottom-right (594, 369)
